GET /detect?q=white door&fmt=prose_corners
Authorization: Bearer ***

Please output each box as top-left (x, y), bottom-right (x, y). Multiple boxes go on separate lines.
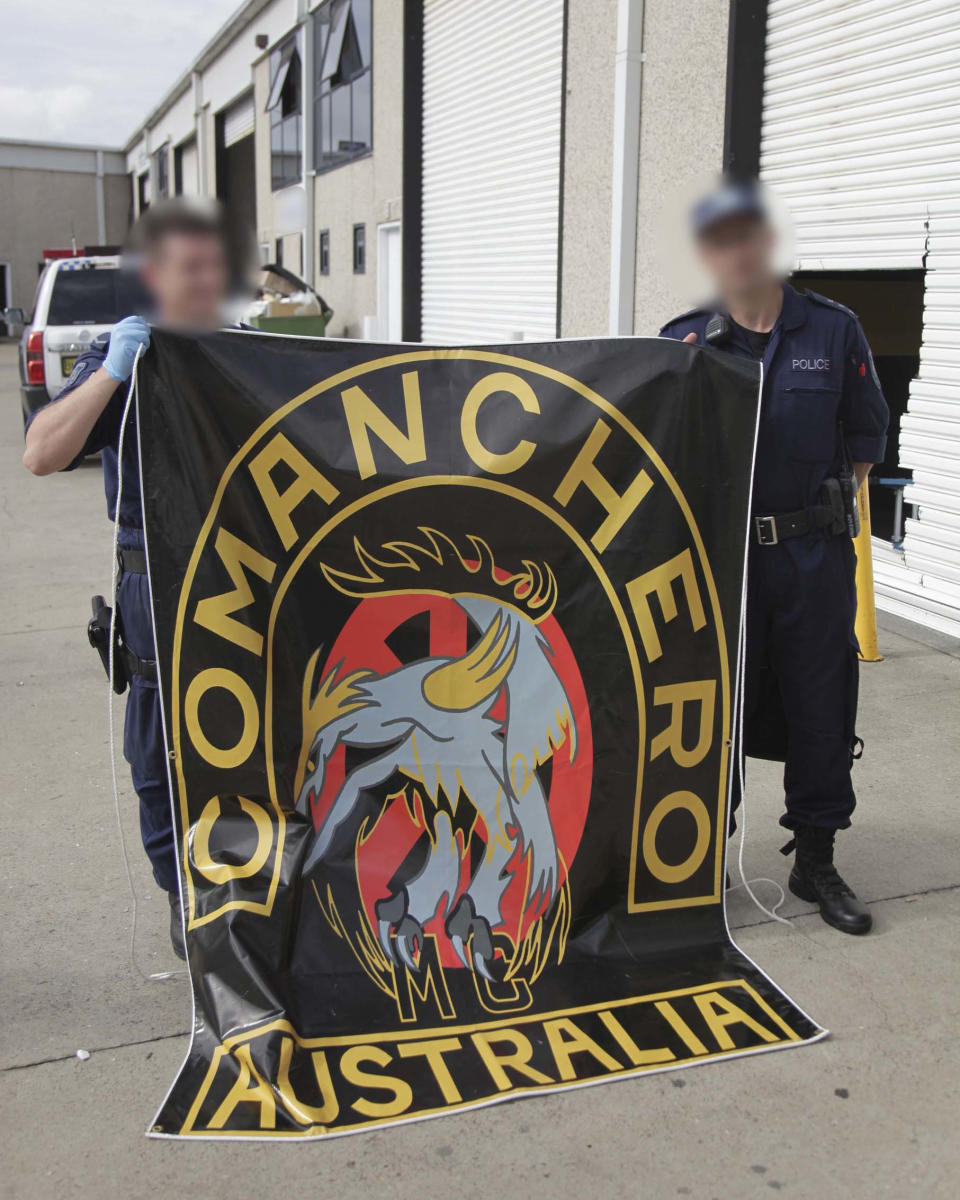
top-left (378, 222), bottom-right (403, 341)
top-left (178, 139), bottom-right (199, 196)
top-left (421, 0), bottom-right (565, 343)
top-left (760, 0), bottom-right (960, 632)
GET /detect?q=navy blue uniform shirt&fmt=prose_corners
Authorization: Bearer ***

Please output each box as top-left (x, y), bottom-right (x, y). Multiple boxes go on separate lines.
top-left (659, 284), bottom-right (889, 513)
top-left (25, 331), bottom-right (144, 546)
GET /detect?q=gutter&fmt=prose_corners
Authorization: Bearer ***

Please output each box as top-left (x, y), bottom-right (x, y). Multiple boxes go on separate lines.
top-left (123, 0), bottom-right (276, 152)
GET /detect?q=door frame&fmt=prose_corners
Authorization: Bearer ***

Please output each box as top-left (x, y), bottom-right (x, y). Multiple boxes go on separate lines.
top-left (377, 221), bottom-right (402, 341)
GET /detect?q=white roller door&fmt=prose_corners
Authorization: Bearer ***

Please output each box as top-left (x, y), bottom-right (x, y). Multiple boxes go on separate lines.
top-left (177, 139), bottom-right (199, 196)
top-left (223, 91), bottom-right (255, 147)
top-left (421, 0), bottom-right (564, 343)
top-left (760, 0), bottom-right (960, 631)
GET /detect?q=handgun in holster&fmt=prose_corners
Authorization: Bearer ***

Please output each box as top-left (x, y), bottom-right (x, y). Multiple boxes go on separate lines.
top-left (88, 596), bottom-right (130, 694)
top-left (87, 596), bottom-right (157, 693)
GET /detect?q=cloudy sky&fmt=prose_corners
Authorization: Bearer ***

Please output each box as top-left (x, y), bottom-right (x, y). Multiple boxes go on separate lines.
top-left (0, 0), bottom-right (241, 147)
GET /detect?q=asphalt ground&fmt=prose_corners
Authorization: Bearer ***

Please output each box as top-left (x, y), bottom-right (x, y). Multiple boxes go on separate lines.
top-left (1, 342), bottom-right (957, 1198)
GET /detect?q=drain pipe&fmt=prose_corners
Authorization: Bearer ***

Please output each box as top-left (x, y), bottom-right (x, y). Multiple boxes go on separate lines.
top-left (299, 0), bottom-right (315, 284)
top-left (95, 151), bottom-right (106, 244)
top-left (608, 0), bottom-right (645, 335)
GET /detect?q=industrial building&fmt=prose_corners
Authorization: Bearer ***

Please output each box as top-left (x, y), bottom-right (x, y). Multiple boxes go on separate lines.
top-left (0, 138), bottom-right (130, 317)
top-left (6, 0), bottom-right (959, 634)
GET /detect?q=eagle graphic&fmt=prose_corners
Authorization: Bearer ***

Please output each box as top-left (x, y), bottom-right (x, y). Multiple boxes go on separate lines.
top-left (294, 530), bottom-right (579, 989)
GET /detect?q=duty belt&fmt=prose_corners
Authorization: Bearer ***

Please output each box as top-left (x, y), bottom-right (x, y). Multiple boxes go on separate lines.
top-left (117, 547), bottom-right (147, 574)
top-left (753, 504), bottom-right (837, 547)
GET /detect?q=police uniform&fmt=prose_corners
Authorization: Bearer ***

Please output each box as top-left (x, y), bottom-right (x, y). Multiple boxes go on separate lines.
top-left (25, 332), bottom-right (177, 895)
top-left (660, 284), bottom-right (889, 838)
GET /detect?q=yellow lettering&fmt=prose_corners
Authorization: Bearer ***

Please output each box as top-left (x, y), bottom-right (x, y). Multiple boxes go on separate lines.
top-left (341, 1045), bottom-right (414, 1119)
top-left (276, 1036), bottom-right (340, 1126)
top-left (693, 992), bottom-right (781, 1051)
top-left (192, 795), bottom-right (273, 885)
top-left (471, 1028), bottom-right (552, 1092)
top-left (394, 935), bottom-right (455, 1023)
top-left (654, 1000), bottom-right (709, 1056)
top-left (543, 1017), bottom-right (622, 1081)
top-left (461, 371), bottom-right (540, 475)
top-left (208, 1043), bottom-right (276, 1130)
top-left (194, 528), bottom-right (276, 656)
top-left (597, 1009), bottom-right (675, 1066)
top-left (342, 372), bottom-right (427, 480)
top-left (626, 549), bottom-right (707, 662)
top-left (249, 432), bottom-right (338, 551)
top-left (650, 680), bottom-right (717, 768)
top-left (397, 1038), bottom-right (464, 1104)
top-left (554, 419), bottom-right (652, 552)
top-left (642, 791), bottom-right (711, 884)
top-left (184, 667), bottom-right (259, 769)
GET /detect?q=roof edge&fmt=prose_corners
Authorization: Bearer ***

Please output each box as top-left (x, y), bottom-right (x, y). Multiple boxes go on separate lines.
top-left (123, 0), bottom-right (278, 152)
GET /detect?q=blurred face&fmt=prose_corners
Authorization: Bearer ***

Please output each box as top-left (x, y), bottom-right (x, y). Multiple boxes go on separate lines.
top-left (696, 215), bottom-right (777, 302)
top-left (141, 231), bottom-right (228, 329)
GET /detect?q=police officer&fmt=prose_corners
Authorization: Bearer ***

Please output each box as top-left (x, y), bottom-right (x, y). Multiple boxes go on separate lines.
top-left (660, 178), bottom-right (889, 935)
top-left (23, 200), bottom-right (233, 958)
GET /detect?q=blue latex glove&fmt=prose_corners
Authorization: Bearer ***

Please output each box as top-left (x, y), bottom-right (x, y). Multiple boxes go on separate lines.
top-left (103, 316), bottom-right (151, 382)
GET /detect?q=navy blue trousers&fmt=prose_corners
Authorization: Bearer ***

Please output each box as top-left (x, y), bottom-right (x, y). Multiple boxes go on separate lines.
top-left (737, 532), bottom-right (860, 831)
top-left (117, 552), bottom-right (178, 894)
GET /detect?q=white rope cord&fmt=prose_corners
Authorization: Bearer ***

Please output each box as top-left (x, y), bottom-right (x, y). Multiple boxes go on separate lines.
top-left (108, 344), bottom-right (185, 982)
top-left (728, 591), bottom-right (791, 926)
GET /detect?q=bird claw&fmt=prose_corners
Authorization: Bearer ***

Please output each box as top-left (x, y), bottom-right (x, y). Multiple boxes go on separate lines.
top-left (375, 891), bottom-right (425, 971)
top-left (446, 894), bottom-right (499, 982)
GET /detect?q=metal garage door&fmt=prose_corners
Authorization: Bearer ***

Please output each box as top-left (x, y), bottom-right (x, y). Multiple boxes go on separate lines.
top-left (760, 0), bottom-right (960, 631)
top-left (177, 139), bottom-right (200, 196)
top-left (223, 91), bottom-right (256, 147)
top-left (421, 0), bottom-right (565, 343)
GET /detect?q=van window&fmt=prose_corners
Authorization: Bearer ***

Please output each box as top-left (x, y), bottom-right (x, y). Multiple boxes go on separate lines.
top-left (46, 267), bottom-right (150, 326)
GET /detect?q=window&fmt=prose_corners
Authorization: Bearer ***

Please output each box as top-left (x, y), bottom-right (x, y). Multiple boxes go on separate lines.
top-left (313, 0), bottom-right (372, 173)
top-left (353, 223), bottom-right (365, 274)
top-left (137, 172), bottom-right (150, 213)
top-left (47, 266), bottom-right (151, 326)
top-left (275, 237), bottom-right (284, 267)
top-left (267, 37), bottom-right (302, 191)
top-left (154, 147), bottom-right (169, 199)
top-left (319, 229), bottom-right (330, 275)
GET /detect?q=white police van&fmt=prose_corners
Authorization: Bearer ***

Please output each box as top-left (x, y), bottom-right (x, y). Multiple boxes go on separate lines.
top-left (17, 255), bottom-right (149, 426)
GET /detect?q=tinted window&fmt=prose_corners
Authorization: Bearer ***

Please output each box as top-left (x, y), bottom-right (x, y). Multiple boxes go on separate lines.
top-left (47, 268), bottom-right (150, 326)
top-left (313, 0), bottom-right (373, 173)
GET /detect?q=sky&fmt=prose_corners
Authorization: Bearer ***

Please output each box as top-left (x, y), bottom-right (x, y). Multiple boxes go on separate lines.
top-left (0, 0), bottom-right (242, 148)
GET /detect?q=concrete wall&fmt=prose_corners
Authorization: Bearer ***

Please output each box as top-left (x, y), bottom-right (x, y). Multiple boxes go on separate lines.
top-left (559, 0), bottom-right (618, 338)
top-left (632, 0), bottom-right (729, 333)
top-left (0, 156), bottom-right (130, 312)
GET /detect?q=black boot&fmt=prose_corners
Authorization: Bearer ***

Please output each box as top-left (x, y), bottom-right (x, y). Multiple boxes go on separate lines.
top-left (168, 891), bottom-right (186, 960)
top-left (785, 825), bottom-right (872, 935)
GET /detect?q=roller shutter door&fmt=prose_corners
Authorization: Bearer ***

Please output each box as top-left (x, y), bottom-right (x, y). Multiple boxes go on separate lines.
top-left (421, 0), bottom-right (564, 343)
top-left (760, 0), bottom-right (960, 629)
top-left (223, 91), bottom-right (255, 147)
top-left (178, 139), bottom-right (199, 196)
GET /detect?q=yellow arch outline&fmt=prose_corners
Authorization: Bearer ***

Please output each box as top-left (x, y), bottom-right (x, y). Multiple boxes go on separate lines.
top-left (169, 349), bottom-right (729, 928)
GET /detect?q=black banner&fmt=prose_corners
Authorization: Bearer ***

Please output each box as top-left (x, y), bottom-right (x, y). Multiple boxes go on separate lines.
top-left (138, 331), bottom-right (821, 1139)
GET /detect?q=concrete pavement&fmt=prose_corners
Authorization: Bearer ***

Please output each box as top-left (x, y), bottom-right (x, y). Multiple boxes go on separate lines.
top-left (1, 341), bottom-right (957, 1199)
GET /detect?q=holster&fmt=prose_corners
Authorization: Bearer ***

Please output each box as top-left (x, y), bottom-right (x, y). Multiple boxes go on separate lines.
top-left (87, 595), bottom-right (156, 694)
top-left (818, 478), bottom-right (850, 538)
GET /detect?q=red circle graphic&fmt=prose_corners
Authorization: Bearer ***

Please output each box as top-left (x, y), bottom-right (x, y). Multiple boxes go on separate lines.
top-left (308, 590), bottom-right (593, 968)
